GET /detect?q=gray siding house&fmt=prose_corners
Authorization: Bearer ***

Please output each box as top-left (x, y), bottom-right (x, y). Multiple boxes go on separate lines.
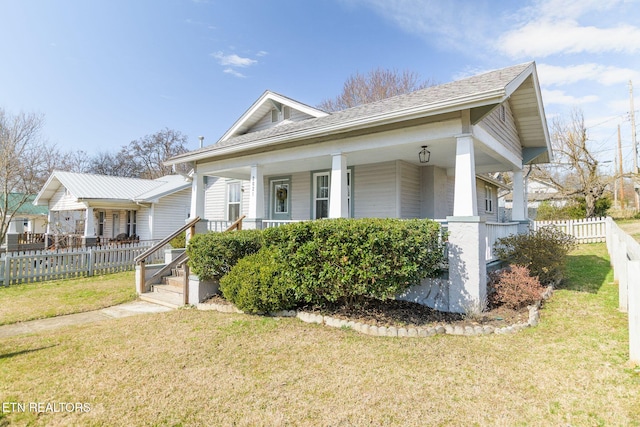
top-left (166, 62), bottom-right (552, 313)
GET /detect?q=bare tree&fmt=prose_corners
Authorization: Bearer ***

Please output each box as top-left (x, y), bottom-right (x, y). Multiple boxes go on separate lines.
top-left (0, 108), bottom-right (50, 244)
top-left (534, 109), bottom-right (610, 218)
top-left (317, 68), bottom-right (435, 112)
top-left (87, 128), bottom-right (191, 179)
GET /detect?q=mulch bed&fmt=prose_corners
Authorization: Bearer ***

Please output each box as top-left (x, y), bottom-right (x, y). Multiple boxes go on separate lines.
top-left (204, 295), bottom-right (529, 329)
top-left (302, 298), bottom-right (529, 328)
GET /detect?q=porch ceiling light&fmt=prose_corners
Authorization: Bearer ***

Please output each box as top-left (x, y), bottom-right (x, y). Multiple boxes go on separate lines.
top-left (418, 145), bottom-right (431, 164)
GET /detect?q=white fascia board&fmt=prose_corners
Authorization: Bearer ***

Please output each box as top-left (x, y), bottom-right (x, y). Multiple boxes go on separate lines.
top-left (220, 91), bottom-right (329, 143)
top-left (529, 64), bottom-right (553, 162)
top-left (170, 89), bottom-right (505, 166)
top-left (33, 173), bottom-right (64, 205)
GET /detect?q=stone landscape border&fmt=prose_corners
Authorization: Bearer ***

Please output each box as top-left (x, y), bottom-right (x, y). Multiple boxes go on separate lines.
top-left (197, 285), bottom-right (552, 337)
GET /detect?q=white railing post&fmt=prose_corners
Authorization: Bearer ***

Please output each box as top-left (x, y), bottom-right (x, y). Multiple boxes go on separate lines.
top-left (628, 260), bottom-right (640, 364)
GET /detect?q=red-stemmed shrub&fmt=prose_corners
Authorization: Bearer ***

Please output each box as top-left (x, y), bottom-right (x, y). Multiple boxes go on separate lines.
top-left (489, 265), bottom-right (544, 310)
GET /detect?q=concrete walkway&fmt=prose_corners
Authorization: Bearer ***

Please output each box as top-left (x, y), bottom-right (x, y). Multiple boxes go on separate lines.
top-left (0, 301), bottom-right (173, 339)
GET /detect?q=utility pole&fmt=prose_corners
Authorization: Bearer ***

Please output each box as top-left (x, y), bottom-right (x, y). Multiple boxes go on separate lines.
top-left (630, 81), bottom-right (639, 210)
top-left (618, 124), bottom-right (624, 208)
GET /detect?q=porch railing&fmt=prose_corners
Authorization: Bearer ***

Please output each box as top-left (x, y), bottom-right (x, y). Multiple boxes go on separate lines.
top-left (485, 222), bottom-right (520, 262)
top-left (17, 232), bottom-right (46, 245)
top-left (262, 219), bottom-right (301, 228)
top-left (135, 216), bottom-right (201, 296)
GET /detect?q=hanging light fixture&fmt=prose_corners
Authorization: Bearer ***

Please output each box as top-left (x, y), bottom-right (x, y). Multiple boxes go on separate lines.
top-left (418, 145), bottom-right (431, 163)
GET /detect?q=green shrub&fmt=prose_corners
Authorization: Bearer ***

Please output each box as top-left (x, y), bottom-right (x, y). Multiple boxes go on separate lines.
top-left (169, 232), bottom-right (186, 249)
top-left (493, 226), bottom-right (576, 286)
top-left (219, 247), bottom-right (297, 314)
top-left (489, 265), bottom-right (544, 309)
top-left (263, 218), bottom-right (446, 306)
top-left (186, 229), bottom-right (263, 281)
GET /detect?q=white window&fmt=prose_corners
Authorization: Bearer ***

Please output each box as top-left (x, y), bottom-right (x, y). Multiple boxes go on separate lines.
top-left (227, 181), bottom-right (242, 221)
top-left (283, 106), bottom-right (291, 120)
top-left (313, 172), bottom-right (330, 219)
top-left (126, 210), bottom-right (137, 236)
top-left (485, 186), bottom-right (494, 213)
top-left (312, 170), bottom-right (352, 219)
top-left (271, 109), bottom-right (279, 123)
top-left (98, 211), bottom-right (105, 236)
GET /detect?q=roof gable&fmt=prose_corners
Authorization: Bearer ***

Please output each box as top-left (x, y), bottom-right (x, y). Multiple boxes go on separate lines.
top-left (219, 90), bottom-right (329, 142)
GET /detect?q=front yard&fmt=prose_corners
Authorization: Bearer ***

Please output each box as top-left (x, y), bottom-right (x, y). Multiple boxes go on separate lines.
top-left (0, 271), bottom-right (136, 326)
top-left (0, 244), bottom-right (639, 426)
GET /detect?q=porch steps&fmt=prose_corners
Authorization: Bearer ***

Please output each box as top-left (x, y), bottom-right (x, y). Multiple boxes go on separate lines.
top-left (140, 290), bottom-right (183, 309)
top-left (139, 266), bottom-right (187, 309)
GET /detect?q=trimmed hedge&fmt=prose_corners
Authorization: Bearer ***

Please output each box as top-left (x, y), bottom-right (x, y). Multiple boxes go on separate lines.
top-left (263, 218), bottom-right (446, 306)
top-left (219, 247), bottom-right (297, 314)
top-left (186, 229), bottom-right (264, 281)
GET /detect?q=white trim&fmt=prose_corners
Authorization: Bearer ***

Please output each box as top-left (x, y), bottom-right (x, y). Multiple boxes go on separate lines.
top-left (226, 180), bottom-right (243, 221)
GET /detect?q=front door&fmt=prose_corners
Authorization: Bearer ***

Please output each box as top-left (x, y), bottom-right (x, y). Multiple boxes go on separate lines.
top-left (270, 178), bottom-right (291, 220)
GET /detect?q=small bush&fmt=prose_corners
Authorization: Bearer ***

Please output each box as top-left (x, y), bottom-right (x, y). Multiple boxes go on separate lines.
top-left (489, 265), bottom-right (544, 309)
top-left (263, 218), bottom-right (446, 306)
top-left (169, 232), bottom-right (186, 249)
top-left (493, 226), bottom-right (576, 286)
top-left (187, 229), bottom-right (263, 281)
top-left (219, 248), bottom-right (297, 314)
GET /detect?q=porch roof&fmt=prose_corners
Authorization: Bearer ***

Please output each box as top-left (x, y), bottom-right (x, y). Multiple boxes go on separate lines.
top-left (34, 172), bottom-right (191, 206)
top-left (166, 62), bottom-right (550, 167)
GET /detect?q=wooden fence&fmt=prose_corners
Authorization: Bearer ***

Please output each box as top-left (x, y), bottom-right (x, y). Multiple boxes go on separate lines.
top-left (0, 243), bottom-right (165, 286)
top-left (532, 217), bottom-right (606, 243)
top-left (605, 217), bottom-right (640, 364)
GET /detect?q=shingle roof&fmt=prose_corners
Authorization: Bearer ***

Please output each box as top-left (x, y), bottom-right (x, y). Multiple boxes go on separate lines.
top-left (168, 62), bottom-right (534, 164)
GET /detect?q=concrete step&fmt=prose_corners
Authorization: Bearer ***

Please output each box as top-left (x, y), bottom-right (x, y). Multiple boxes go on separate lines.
top-left (163, 275), bottom-right (187, 288)
top-left (153, 283), bottom-right (183, 295)
top-left (139, 291), bottom-right (183, 309)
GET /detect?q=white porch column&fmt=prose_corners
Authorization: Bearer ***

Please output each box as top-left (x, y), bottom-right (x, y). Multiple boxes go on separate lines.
top-left (187, 171), bottom-right (207, 241)
top-left (511, 169), bottom-right (526, 221)
top-left (453, 134), bottom-right (478, 217)
top-left (84, 206), bottom-right (95, 236)
top-left (7, 218), bottom-right (18, 233)
top-left (190, 171), bottom-right (206, 220)
top-left (82, 206), bottom-right (97, 246)
top-left (247, 164), bottom-right (264, 229)
top-left (446, 216), bottom-right (487, 314)
top-left (329, 153), bottom-right (349, 218)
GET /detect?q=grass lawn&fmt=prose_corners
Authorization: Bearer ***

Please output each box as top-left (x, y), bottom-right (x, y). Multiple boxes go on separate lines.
top-left (0, 271), bottom-right (137, 326)
top-left (1, 244), bottom-right (639, 426)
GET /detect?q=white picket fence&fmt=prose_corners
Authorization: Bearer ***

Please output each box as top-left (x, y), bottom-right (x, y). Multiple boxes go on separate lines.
top-left (532, 217), bottom-right (607, 243)
top-left (605, 217), bottom-right (640, 364)
top-left (0, 243), bottom-right (165, 286)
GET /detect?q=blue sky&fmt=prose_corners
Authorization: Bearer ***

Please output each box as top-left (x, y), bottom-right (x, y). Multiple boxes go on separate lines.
top-left (1, 0), bottom-right (639, 172)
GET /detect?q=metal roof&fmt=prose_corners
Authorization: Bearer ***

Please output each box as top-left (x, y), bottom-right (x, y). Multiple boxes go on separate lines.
top-left (34, 172), bottom-right (191, 205)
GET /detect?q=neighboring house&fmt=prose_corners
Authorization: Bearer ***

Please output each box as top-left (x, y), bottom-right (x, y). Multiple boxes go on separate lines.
top-left (165, 62), bottom-right (552, 313)
top-left (502, 177), bottom-right (567, 220)
top-left (1, 193), bottom-right (48, 251)
top-left (33, 172), bottom-right (192, 247)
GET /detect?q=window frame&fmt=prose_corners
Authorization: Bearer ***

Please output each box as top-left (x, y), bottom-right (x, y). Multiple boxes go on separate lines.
top-left (226, 180), bottom-right (243, 222)
top-left (311, 168), bottom-right (353, 219)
